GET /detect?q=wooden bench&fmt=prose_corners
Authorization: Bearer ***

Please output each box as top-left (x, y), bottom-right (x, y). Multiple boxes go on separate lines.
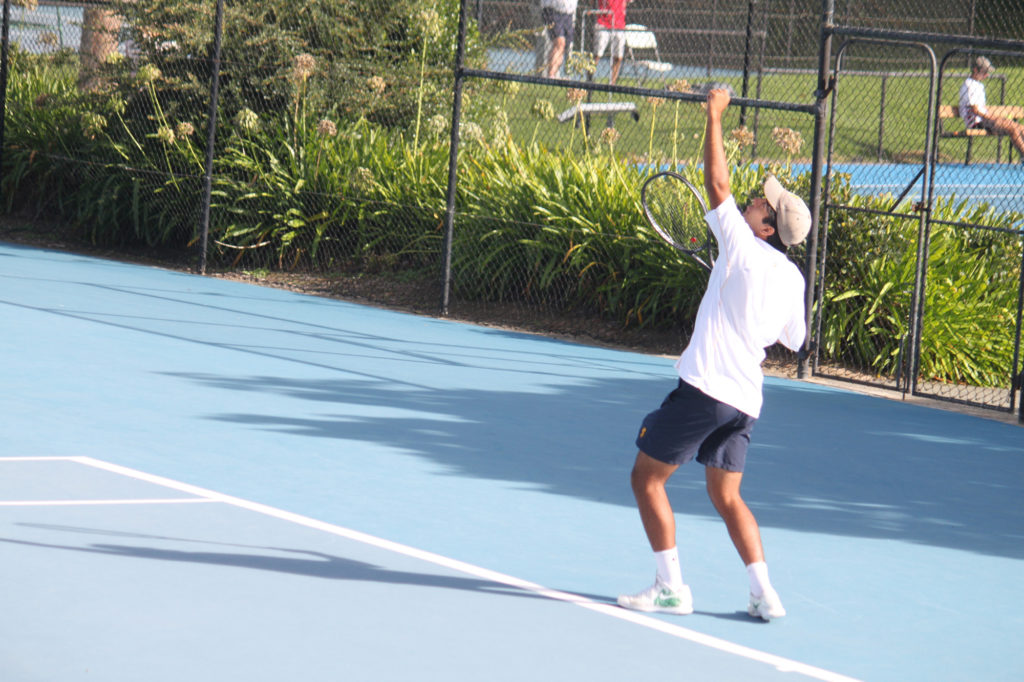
top-left (937, 104), bottom-right (1024, 164)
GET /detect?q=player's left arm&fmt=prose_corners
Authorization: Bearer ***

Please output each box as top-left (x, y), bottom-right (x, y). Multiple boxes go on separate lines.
top-left (703, 89), bottom-right (731, 209)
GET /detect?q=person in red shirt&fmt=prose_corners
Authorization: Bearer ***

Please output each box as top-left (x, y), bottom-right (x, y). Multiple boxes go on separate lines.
top-left (593, 0), bottom-right (632, 84)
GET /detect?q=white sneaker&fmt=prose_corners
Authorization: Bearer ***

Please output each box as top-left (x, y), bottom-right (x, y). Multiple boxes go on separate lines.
top-left (617, 578), bottom-right (693, 615)
top-left (748, 588), bottom-right (786, 620)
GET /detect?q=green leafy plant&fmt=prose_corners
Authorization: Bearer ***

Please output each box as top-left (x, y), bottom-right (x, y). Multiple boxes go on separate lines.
top-left (817, 181), bottom-right (1022, 386)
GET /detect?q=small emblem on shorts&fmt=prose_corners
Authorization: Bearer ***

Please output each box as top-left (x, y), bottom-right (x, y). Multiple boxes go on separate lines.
top-left (639, 427), bottom-right (647, 439)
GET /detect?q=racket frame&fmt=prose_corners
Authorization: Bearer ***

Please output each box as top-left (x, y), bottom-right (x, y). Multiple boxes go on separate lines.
top-left (640, 171), bottom-right (714, 272)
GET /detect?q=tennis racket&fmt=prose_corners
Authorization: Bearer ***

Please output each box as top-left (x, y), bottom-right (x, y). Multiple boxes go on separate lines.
top-left (640, 171), bottom-right (713, 272)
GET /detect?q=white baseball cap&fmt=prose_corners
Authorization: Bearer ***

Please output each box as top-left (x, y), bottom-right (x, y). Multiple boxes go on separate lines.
top-left (763, 174), bottom-right (811, 246)
top-left (973, 56), bottom-right (994, 75)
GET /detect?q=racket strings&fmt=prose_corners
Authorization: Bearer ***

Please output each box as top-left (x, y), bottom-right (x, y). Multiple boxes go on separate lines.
top-left (644, 175), bottom-right (709, 252)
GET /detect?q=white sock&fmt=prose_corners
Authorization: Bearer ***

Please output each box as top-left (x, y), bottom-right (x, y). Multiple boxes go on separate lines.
top-left (746, 561), bottom-right (772, 598)
top-left (654, 547), bottom-right (684, 589)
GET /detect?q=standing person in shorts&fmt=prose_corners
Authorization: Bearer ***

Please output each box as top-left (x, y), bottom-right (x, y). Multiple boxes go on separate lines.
top-left (617, 88), bottom-right (811, 621)
top-left (541, 0), bottom-right (578, 79)
top-left (593, 0), bottom-right (631, 85)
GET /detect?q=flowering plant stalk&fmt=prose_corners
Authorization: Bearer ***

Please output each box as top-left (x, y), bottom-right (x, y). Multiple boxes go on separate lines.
top-left (413, 10), bottom-right (442, 151)
top-left (566, 88), bottom-right (587, 150)
top-left (290, 54), bottom-right (316, 152)
top-left (771, 126), bottom-right (804, 172)
top-left (530, 99), bottom-right (555, 148)
top-left (667, 80), bottom-right (691, 163)
top-left (646, 96), bottom-right (664, 166)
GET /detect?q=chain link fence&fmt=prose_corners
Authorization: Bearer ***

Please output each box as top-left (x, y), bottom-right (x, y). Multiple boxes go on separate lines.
top-left (814, 27), bottom-right (1024, 412)
top-left (2, 0), bottom-right (1024, 415)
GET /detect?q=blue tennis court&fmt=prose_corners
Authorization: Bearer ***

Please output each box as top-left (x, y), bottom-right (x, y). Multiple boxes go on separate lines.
top-left (817, 162), bottom-right (1024, 216)
top-left (2, 241), bottom-right (1022, 681)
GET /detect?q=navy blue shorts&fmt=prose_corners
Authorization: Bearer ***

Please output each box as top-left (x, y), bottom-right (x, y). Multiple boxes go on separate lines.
top-left (542, 8), bottom-right (574, 41)
top-left (635, 380), bottom-right (756, 472)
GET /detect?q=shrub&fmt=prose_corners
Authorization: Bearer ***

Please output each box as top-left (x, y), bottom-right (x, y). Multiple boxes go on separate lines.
top-left (4, 42), bottom-right (1023, 388)
top-left (103, 0), bottom-right (483, 130)
top-left (818, 179), bottom-right (1022, 387)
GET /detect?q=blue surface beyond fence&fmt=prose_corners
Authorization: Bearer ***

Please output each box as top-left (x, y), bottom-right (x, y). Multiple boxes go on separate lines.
top-left (818, 162), bottom-right (1024, 217)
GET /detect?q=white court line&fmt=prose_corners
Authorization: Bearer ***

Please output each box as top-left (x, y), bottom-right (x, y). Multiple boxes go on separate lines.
top-left (0, 458), bottom-right (212, 506)
top-left (0, 456), bottom-right (88, 461)
top-left (46, 456), bottom-right (859, 682)
top-left (0, 498), bottom-right (216, 507)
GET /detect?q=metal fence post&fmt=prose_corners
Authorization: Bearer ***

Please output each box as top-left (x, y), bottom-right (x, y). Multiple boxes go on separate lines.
top-left (1014, 242), bottom-right (1024, 423)
top-left (197, 0), bottom-right (225, 275)
top-left (0, 0), bottom-right (11, 189)
top-left (877, 74), bottom-right (887, 160)
top-left (740, 0), bottom-right (756, 128)
top-left (906, 47), bottom-right (939, 399)
top-left (800, 0), bottom-right (834, 379)
top-left (439, 0), bottom-right (469, 316)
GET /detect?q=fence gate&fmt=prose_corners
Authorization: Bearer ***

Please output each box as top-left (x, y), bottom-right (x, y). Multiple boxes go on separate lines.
top-left (914, 47), bottom-right (1024, 413)
top-left (814, 39), bottom-right (938, 395)
top-left (815, 38), bottom-right (1024, 417)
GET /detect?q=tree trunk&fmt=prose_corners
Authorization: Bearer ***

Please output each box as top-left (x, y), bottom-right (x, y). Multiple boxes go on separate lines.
top-left (78, 6), bottom-right (121, 91)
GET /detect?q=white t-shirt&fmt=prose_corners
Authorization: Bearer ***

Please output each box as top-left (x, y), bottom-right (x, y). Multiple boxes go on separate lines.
top-left (675, 196), bottom-right (806, 418)
top-left (959, 77), bottom-right (987, 128)
top-left (541, 0), bottom-right (577, 13)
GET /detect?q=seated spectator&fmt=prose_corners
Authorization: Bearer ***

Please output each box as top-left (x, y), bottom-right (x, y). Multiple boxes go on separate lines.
top-left (959, 56), bottom-right (1024, 159)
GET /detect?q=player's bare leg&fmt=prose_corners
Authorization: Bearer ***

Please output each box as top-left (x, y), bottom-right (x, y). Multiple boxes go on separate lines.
top-left (630, 451), bottom-right (679, 551)
top-left (705, 465), bottom-right (785, 619)
top-left (984, 116), bottom-right (1024, 156)
top-left (704, 465), bottom-right (763, 564)
top-left (618, 451), bottom-right (692, 614)
top-left (547, 36), bottom-right (566, 78)
top-left (609, 55), bottom-right (623, 84)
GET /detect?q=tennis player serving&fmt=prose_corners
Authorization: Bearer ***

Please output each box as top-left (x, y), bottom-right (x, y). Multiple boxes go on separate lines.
top-left (618, 88), bottom-right (811, 621)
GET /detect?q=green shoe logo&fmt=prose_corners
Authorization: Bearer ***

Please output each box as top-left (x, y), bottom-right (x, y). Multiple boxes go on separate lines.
top-left (655, 589), bottom-right (681, 607)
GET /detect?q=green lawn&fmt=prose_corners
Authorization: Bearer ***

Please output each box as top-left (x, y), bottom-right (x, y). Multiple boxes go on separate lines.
top-left (475, 65), bottom-right (1023, 166)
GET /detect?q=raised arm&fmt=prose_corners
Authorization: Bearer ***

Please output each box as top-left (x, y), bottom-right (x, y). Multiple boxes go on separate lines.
top-left (703, 89), bottom-right (731, 209)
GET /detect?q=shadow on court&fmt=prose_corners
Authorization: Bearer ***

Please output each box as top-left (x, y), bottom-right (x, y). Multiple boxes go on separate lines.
top-left (162, 367), bottom-right (1024, 561)
top-left (0, 532), bottom-right (612, 605)
top-left (4, 243), bottom-right (1021, 562)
